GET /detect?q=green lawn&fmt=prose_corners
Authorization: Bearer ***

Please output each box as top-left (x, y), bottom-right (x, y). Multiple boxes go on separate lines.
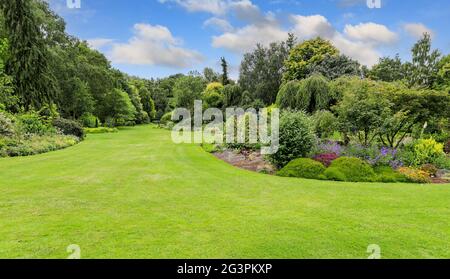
top-left (1, 125), bottom-right (449, 259)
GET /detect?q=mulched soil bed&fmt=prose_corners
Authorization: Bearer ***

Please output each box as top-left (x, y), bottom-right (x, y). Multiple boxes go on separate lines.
top-left (213, 149), bottom-right (277, 174)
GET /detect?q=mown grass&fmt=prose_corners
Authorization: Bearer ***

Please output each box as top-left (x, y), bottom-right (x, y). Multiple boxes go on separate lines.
top-left (0, 125), bottom-right (449, 259)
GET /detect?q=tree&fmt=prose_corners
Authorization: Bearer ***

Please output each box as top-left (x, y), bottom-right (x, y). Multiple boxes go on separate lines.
top-left (404, 33), bottom-right (441, 88)
top-left (203, 67), bottom-right (220, 83)
top-left (103, 88), bottom-right (136, 126)
top-left (276, 81), bottom-right (302, 110)
top-left (434, 54), bottom-right (450, 91)
top-left (239, 40), bottom-right (291, 105)
top-left (0, 38), bottom-right (17, 112)
top-left (369, 55), bottom-right (405, 82)
top-left (59, 77), bottom-right (94, 119)
top-left (336, 86), bottom-right (391, 146)
top-left (202, 82), bottom-right (224, 108)
top-left (138, 86), bottom-right (156, 121)
top-left (220, 57), bottom-right (229, 85)
top-left (283, 37), bottom-right (339, 82)
top-left (308, 54), bottom-right (361, 80)
top-left (173, 76), bottom-right (206, 112)
top-left (223, 84), bottom-right (242, 108)
top-left (1, 0), bottom-right (57, 110)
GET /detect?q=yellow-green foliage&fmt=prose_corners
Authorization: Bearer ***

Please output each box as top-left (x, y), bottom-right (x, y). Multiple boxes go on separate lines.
top-left (413, 138), bottom-right (444, 166)
top-left (85, 127), bottom-right (118, 134)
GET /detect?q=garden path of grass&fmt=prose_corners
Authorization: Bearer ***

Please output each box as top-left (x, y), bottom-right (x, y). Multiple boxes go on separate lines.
top-left (1, 125), bottom-right (449, 258)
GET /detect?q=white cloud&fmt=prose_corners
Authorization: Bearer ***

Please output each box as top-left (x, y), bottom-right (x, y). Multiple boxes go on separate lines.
top-left (87, 38), bottom-right (114, 50)
top-left (290, 15), bottom-right (336, 39)
top-left (402, 23), bottom-right (435, 39)
top-left (204, 17), bottom-right (234, 32)
top-left (344, 22), bottom-right (398, 45)
top-left (109, 23), bottom-right (204, 68)
top-left (212, 23), bottom-right (287, 53)
top-left (159, 0), bottom-right (229, 15)
top-left (160, 0), bottom-right (397, 67)
top-left (289, 15), bottom-right (386, 66)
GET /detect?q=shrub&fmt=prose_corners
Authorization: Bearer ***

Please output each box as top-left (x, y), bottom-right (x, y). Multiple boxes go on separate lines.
top-left (445, 140), bottom-right (450, 154)
top-left (420, 164), bottom-right (438, 176)
top-left (269, 111), bottom-right (316, 168)
top-left (373, 166), bottom-right (408, 183)
top-left (413, 138), bottom-right (444, 166)
top-left (0, 112), bottom-right (14, 137)
top-left (80, 113), bottom-right (100, 128)
top-left (160, 112), bottom-right (173, 125)
top-left (311, 110), bottom-right (338, 138)
top-left (0, 134), bottom-right (80, 158)
top-left (398, 167), bottom-right (432, 183)
top-left (277, 158), bottom-right (326, 179)
top-left (52, 118), bottom-right (85, 138)
top-left (324, 157), bottom-right (377, 182)
top-left (17, 113), bottom-right (49, 135)
top-left (84, 127), bottom-right (118, 134)
top-left (313, 153), bottom-right (338, 167)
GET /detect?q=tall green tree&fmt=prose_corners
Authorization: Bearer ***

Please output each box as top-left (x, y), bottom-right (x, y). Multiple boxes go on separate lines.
top-left (283, 37), bottom-right (339, 82)
top-left (308, 54), bottom-right (361, 80)
top-left (239, 40), bottom-right (291, 105)
top-left (404, 33), bottom-right (441, 89)
top-left (221, 57), bottom-right (229, 85)
top-left (368, 55), bottom-right (405, 82)
top-left (1, 0), bottom-right (57, 110)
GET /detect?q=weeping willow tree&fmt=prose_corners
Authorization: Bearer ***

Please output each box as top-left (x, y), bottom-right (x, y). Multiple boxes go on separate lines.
top-left (296, 74), bottom-right (331, 113)
top-left (0, 0), bottom-right (56, 110)
top-left (276, 80), bottom-right (302, 110)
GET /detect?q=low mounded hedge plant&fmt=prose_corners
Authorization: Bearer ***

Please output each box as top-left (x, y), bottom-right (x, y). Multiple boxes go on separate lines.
top-left (277, 158), bottom-right (326, 180)
top-left (324, 157), bottom-right (377, 182)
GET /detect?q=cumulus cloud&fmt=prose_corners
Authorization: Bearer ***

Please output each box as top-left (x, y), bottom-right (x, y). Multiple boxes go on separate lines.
top-left (160, 0), bottom-right (397, 66)
top-left (87, 38), bottom-right (114, 50)
top-left (109, 23), bottom-right (204, 68)
top-left (159, 0), bottom-right (229, 15)
top-left (344, 22), bottom-right (398, 45)
top-left (402, 23), bottom-right (435, 39)
top-left (212, 23), bottom-right (287, 53)
top-left (291, 15), bottom-right (387, 66)
top-left (204, 17), bottom-right (234, 32)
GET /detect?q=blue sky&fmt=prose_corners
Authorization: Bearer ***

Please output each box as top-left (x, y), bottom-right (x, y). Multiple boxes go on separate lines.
top-left (48, 0), bottom-right (450, 79)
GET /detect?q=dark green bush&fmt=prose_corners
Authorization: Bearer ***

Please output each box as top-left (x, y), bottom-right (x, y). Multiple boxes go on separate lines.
top-left (269, 111), bottom-right (316, 168)
top-left (52, 118), bottom-right (85, 138)
top-left (277, 158), bottom-right (326, 179)
top-left (324, 157), bottom-right (377, 182)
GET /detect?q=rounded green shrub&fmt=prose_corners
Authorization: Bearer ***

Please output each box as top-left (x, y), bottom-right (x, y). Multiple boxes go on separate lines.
top-left (52, 118), bottom-right (85, 138)
top-left (277, 158), bottom-right (326, 179)
top-left (324, 157), bottom-right (377, 182)
top-left (269, 111), bottom-right (316, 168)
